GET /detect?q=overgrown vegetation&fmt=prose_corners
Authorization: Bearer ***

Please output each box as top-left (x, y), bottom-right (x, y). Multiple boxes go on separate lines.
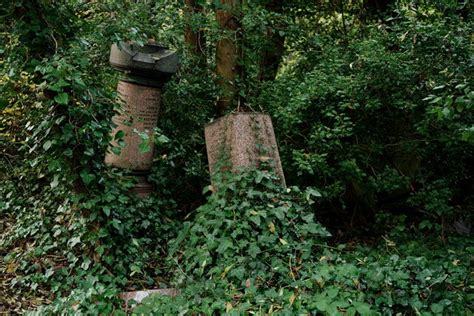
top-left (1, 0), bottom-right (472, 314)
top-left (134, 168), bottom-right (472, 315)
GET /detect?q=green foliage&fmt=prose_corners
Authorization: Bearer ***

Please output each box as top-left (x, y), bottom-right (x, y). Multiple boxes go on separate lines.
top-left (259, 4), bottom-right (473, 229)
top-left (170, 166), bottom-right (329, 283)
top-left (1, 0), bottom-right (472, 314)
top-left (134, 169), bottom-right (472, 315)
top-left (1, 1), bottom-right (180, 313)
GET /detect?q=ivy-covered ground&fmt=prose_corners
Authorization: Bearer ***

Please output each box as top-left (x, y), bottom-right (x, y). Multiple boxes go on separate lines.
top-left (1, 0), bottom-right (473, 315)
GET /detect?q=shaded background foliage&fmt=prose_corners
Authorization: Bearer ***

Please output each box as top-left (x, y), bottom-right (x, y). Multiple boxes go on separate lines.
top-left (0, 0), bottom-right (472, 313)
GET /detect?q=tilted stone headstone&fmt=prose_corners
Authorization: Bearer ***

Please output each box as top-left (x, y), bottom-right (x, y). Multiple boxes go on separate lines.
top-left (204, 112), bottom-right (286, 186)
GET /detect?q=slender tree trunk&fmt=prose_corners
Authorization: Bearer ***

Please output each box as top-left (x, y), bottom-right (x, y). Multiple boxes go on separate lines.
top-left (184, 0), bottom-right (206, 61)
top-left (258, 0), bottom-right (285, 82)
top-left (216, 0), bottom-right (240, 112)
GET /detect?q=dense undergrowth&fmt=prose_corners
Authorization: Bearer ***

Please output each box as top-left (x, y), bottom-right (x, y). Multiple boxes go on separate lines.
top-left (1, 0), bottom-right (473, 314)
top-left (133, 168), bottom-right (473, 315)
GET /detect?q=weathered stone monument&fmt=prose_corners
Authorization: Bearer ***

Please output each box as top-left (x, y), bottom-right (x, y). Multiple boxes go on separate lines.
top-left (105, 41), bottom-right (178, 196)
top-left (204, 112), bottom-right (286, 186)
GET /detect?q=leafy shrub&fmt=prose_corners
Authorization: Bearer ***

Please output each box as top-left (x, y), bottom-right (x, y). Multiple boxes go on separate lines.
top-left (0, 2), bottom-right (180, 313)
top-left (260, 7), bottom-right (473, 230)
top-left (134, 169), bottom-right (472, 315)
top-left (135, 167), bottom-right (331, 314)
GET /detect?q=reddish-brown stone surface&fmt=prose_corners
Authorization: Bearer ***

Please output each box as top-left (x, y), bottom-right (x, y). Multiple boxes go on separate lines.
top-left (204, 113), bottom-right (285, 185)
top-left (105, 81), bottom-right (161, 171)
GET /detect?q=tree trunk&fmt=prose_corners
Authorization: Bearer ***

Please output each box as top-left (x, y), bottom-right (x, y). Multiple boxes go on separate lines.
top-left (184, 0), bottom-right (206, 61)
top-left (258, 0), bottom-right (285, 82)
top-left (216, 0), bottom-right (241, 112)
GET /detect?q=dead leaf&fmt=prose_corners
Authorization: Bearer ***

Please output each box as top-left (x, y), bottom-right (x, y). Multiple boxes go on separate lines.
top-left (268, 222), bottom-right (276, 233)
top-left (226, 302), bottom-right (233, 313)
top-left (289, 293), bottom-right (297, 305)
top-left (6, 261), bottom-right (17, 273)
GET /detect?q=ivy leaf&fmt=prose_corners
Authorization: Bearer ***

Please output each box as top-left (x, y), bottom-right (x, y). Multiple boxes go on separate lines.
top-left (43, 140), bottom-right (53, 151)
top-left (315, 298), bottom-right (329, 311)
top-left (268, 222), bottom-right (276, 233)
top-left (305, 187), bottom-right (322, 204)
top-left (250, 215), bottom-right (261, 226)
top-left (431, 303), bottom-right (444, 314)
top-left (49, 79), bottom-right (69, 92)
top-left (289, 293), bottom-right (297, 305)
top-left (0, 98), bottom-right (8, 110)
top-left (156, 134), bottom-right (170, 144)
top-left (326, 287), bottom-right (339, 299)
top-left (54, 92), bottom-right (69, 105)
top-left (353, 302), bottom-right (372, 316)
top-left (114, 130), bottom-right (125, 140)
top-left (81, 257), bottom-right (91, 270)
top-left (44, 267), bottom-right (55, 279)
top-left (111, 219), bottom-right (123, 235)
top-left (50, 175), bottom-right (59, 189)
top-left (130, 264), bottom-right (141, 276)
top-left (68, 236), bottom-right (81, 248)
top-left (248, 244), bottom-right (261, 258)
top-left (139, 142), bottom-right (151, 153)
top-left (217, 239), bottom-right (233, 253)
top-left (103, 206), bottom-right (111, 217)
top-left (111, 146), bottom-right (122, 155)
top-left (80, 169), bottom-right (95, 185)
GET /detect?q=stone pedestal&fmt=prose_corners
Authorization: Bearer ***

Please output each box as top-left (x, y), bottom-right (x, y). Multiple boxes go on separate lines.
top-left (104, 41), bottom-right (178, 197)
top-left (204, 112), bottom-right (285, 186)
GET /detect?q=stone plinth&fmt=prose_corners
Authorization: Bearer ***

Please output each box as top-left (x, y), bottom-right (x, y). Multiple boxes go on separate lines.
top-left (204, 113), bottom-right (285, 185)
top-left (129, 175), bottom-right (154, 198)
top-left (105, 81), bottom-right (161, 171)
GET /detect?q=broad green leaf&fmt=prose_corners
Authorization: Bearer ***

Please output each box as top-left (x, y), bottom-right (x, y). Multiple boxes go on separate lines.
top-left (115, 130), bottom-right (125, 140)
top-left (54, 92), bottom-right (69, 105)
top-left (139, 142), bottom-right (151, 153)
top-left (80, 169), bottom-right (95, 185)
top-left (156, 134), bottom-right (170, 144)
top-left (315, 298), bottom-right (329, 311)
top-left (68, 236), bottom-right (81, 248)
top-left (103, 206), bottom-right (111, 217)
top-left (353, 302), bottom-right (372, 316)
top-left (49, 79), bottom-right (69, 92)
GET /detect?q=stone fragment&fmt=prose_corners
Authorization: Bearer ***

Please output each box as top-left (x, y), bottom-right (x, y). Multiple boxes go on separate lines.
top-left (120, 289), bottom-right (179, 309)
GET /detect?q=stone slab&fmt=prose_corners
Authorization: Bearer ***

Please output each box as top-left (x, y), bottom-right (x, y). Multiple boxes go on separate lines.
top-left (120, 288), bottom-right (179, 311)
top-left (120, 288), bottom-right (179, 304)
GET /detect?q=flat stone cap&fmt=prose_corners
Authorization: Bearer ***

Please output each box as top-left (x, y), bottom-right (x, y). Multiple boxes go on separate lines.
top-left (110, 41), bottom-right (178, 81)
